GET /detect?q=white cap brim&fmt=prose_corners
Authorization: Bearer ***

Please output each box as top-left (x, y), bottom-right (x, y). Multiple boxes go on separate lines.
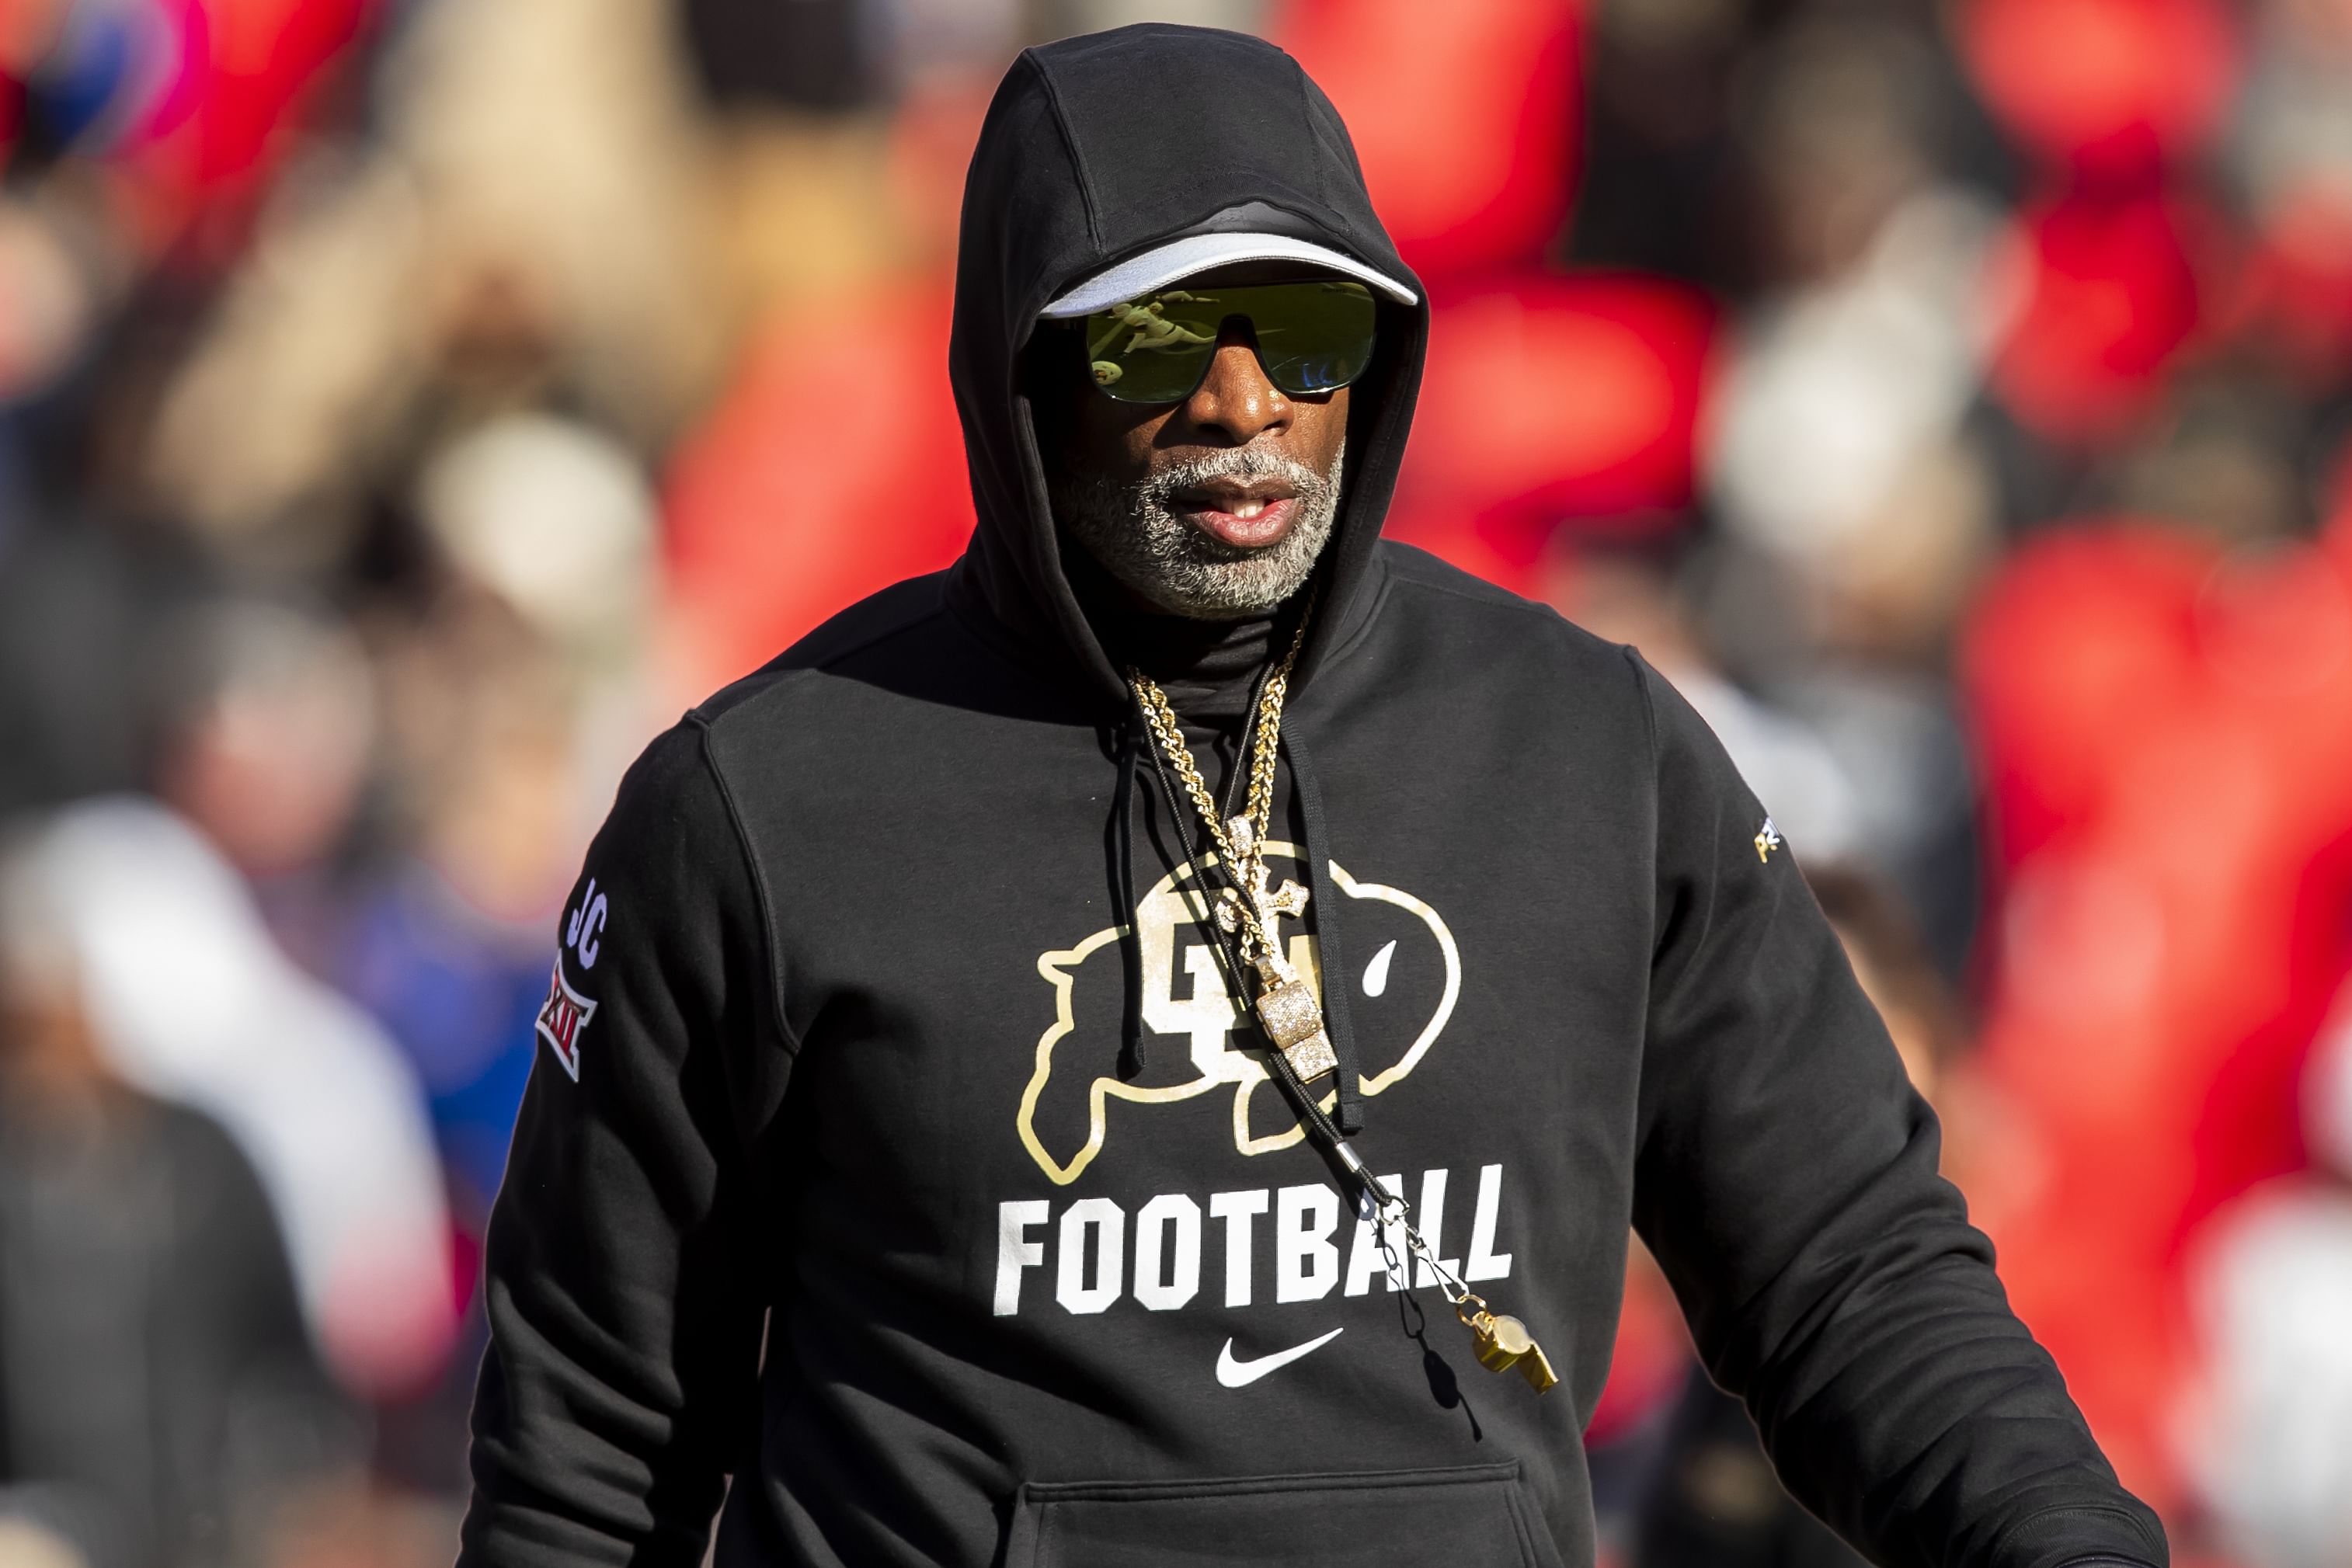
top-left (1039, 231), bottom-right (1418, 318)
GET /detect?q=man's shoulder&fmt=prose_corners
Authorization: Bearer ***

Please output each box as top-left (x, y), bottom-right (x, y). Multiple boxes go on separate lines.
top-left (1370, 540), bottom-right (1638, 679)
top-left (691, 572), bottom-right (956, 731)
top-left (592, 575), bottom-right (959, 846)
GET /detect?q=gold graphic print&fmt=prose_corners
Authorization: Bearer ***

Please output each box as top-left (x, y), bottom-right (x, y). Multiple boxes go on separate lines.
top-left (1018, 842), bottom-right (1460, 1184)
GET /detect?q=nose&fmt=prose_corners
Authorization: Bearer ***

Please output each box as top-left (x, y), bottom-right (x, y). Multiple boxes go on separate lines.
top-left (1178, 318), bottom-right (1291, 446)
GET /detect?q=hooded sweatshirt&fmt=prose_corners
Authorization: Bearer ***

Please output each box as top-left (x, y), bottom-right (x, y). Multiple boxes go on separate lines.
top-left (459, 25), bottom-right (2166, 1568)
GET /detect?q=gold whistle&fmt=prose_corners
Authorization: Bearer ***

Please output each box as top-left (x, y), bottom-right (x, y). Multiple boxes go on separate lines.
top-left (1253, 958), bottom-right (1338, 1082)
top-left (1461, 1302), bottom-right (1560, 1394)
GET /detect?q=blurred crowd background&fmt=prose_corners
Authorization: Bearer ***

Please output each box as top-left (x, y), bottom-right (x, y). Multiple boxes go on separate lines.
top-left (2, 0), bottom-right (2350, 1565)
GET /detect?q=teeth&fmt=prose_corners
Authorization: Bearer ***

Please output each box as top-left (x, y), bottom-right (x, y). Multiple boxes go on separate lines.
top-left (1231, 500), bottom-right (1264, 519)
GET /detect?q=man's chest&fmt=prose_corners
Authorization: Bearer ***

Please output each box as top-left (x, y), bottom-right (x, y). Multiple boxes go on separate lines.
top-left (755, 754), bottom-right (1654, 1295)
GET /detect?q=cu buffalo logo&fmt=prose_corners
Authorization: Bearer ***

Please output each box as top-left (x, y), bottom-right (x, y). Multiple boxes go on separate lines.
top-left (1018, 843), bottom-right (1460, 1184)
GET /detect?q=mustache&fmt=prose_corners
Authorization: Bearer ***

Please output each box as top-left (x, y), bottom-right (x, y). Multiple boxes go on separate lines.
top-left (1134, 447), bottom-right (1334, 509)
top-left (1052, 435), bottom-right (1345, 617)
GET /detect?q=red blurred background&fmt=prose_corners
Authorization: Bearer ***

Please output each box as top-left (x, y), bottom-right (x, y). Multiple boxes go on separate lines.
top-left (4, 0), bottom-right (2351, 1564)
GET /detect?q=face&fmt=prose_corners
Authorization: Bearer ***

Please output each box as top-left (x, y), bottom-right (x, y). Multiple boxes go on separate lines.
top-left (0, 892), bottom-right (104, 1098)
top-left (1045, 263), bottom-right (1355, 620)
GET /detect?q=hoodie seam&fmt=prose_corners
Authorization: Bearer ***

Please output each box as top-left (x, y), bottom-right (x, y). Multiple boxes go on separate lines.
top-left (1027, 53), bottom-right (1105, 252)
top-left (698, 597), bottom-right (955, 714)
top-left (1293, 55), bottom-right (1329, 210)
top-left (939, 572), bottom-right (1116, 713)
top-left (1386, 568), bottom-right (1576, 626)
top-left (938, 589), bottom-right (1050, 681)
top-left (1626, 644), bottom-right (1661, 767)
top-left (689, 714), bottom-right (802, 1062)
top-left (1626, 648), bottom-right (1671, 971)
top-left (1999, 1502), bottom-right (2168, 1563)
top-left (792, 601), bottom-right (955, 677)
top-left (1310, 553), bottom-right (1395, 674)
top-left (1627, 645), bottom-right (1663, 863)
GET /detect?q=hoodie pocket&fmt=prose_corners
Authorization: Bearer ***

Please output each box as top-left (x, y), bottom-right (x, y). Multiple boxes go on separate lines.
top-left (1005, 1460), bottom-right (1564, 1568)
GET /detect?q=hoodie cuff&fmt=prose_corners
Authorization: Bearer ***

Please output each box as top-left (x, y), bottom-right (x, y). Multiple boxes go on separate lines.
top-left (1989, 1500), bottom-right (2169, 1568)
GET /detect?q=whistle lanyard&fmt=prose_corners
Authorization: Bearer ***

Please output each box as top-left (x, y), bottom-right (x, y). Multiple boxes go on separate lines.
top-left (1126, 643), bottom-right (1559, 1396)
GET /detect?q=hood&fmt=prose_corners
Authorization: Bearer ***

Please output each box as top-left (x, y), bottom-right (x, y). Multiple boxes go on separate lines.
top-left (945, 23), bottom-right (1428, 709)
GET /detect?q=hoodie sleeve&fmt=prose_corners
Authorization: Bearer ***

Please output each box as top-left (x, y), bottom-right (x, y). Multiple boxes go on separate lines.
top-left (1623, 653), bottom-right (2166, 1568)
top-left (461, 718), bottom-right (786, 1568)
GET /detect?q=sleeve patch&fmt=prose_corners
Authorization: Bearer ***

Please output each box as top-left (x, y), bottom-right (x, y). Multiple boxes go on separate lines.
top-left (535, 958), bottom-right (597, 1082)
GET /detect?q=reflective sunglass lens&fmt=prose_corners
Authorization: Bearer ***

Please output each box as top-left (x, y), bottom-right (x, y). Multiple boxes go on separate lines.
top-left (1080, 280), bottom-right (1376, 404)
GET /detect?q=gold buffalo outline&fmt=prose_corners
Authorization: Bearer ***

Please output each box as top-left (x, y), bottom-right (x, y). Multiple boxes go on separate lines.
top-left (1018, 843), bottom-right (1461, 1185)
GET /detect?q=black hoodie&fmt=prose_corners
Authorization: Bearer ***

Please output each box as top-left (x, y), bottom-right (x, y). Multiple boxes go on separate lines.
top-left (459, 25), bottom-right (2166, 1568)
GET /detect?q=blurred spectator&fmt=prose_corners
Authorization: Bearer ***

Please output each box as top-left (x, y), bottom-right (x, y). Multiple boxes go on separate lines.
top-left (151, 597), bottom-right (377, 909)
top-left (143, 0), bottom-right (722, 576)
top-left (2228, 0), bottom-right (2352, 381)
top-left (1705, 187), bottom-right (2005, 649)
top-left (2183, 982), bottom-right (2352, 1568)
top-left (415, 414), bottom-right (656, 668)
top-left (8, 798), bottom-right (458, 1399)
top-left (680, 0), bottom-right (888, 110)
top-left (1962, 488), bottom-right (2352, 1508)
top-left (348, 586), bottom-right (602, 1222)
top-left (0, 523), bottom-right (180, 817)
top-left (138, 585), bottom-right (565, 1230)
top-left (0, 822), bottom-right (357, 1568)
top-left (1547, 541), bottom-right (1864, 865)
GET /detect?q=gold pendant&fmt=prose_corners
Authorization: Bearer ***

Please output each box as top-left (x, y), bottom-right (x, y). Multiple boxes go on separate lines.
top-left (1465, 1308), bottom-right (1560, 1393)
top-left (1252, 957), bottom-right (1336, 1082)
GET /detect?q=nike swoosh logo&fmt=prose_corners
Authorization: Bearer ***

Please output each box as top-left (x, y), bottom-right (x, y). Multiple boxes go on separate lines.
top-left (1216, 1326), bottom-right (1345, 1388)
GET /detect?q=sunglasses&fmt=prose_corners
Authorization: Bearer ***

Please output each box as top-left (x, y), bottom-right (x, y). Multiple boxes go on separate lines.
top-left (1077, 279), bottom-right (1378, 405)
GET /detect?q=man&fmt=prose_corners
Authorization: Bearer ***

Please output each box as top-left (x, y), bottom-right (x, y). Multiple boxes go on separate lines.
top-left (0, 826), bottom-right (353, 1568)
top-left (461, 24), bottom-right (2166, 1568)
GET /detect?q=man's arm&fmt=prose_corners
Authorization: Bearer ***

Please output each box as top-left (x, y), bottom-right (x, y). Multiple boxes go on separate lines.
top-left (1623, 652), bottom-right (2166, 1568)
top-left (461, 719), bottom-right (788, 1568)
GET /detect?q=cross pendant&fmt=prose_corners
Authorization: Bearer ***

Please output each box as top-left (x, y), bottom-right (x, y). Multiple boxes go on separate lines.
top-left (1219, 814), bottom-right (1336, 1082)
top-left (1218, 814), bottom-right (1309, 970)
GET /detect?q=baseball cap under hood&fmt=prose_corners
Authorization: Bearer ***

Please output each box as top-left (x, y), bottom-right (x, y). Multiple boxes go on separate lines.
top-left (945, 23), bottom-right (1429, 708)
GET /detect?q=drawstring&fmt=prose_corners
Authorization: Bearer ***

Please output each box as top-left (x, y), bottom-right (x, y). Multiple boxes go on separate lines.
top-left (1117, 664), bottom-right (1264, 1086)
top-left (1120, 669), bottom-right (1370, 1138)
top-left (1136, 702), bottom-right (1368, 1171)
top-left (1283, 725), bottom-right (1365, 1134)
top-left (1112, 714), bottom-right (1146, 1078)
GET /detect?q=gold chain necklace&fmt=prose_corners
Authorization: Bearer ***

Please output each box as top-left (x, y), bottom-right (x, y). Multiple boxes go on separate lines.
top-left (1128, 610), bottom-right (1336, 1086)
top-left (1126, 606), bottom-right (1560, 1397)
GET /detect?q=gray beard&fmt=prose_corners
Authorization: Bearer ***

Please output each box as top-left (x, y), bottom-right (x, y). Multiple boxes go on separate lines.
top-left (1053, 440), bottom-right (1344, 620)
